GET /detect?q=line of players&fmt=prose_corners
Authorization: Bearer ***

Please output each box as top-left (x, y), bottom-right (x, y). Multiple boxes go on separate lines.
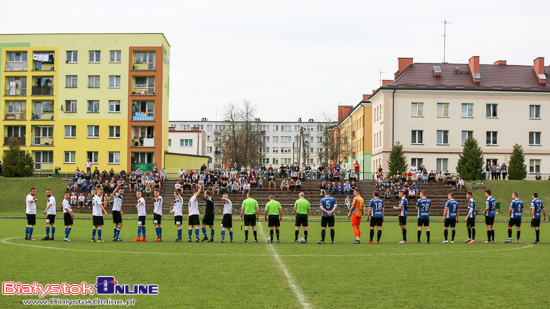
top-left (24, 186), bottom-right (546, 244)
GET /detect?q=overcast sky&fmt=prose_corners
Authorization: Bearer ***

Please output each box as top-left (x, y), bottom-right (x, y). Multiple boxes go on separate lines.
top-left (2, 0), bottom-right (550, 122)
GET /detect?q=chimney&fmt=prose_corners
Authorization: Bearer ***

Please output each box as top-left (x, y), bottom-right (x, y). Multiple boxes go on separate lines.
top-left (534, 57), bottom-right (546, 85)
top-left (469, 56), bottom-right (481, 84)
top-left (382, 79), bottom-right (393, 86)
top-left (338, 105), bottom-right (353, 123)
top-left (494, 60), bottom-right (506, 65)
top-left (362, 94), bottom-right (370, 100)
top-left (394, 58), bottom-right (413, 78)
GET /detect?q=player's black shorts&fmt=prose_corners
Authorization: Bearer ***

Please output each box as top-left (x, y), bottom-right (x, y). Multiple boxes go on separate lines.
top-left (295, 214), bottom-right (308, 227)
top-left (64, 213), bottom-right (73, 226)
top-left (370, 217), bottom-right (383, 227)
top-left (26, 214), bottom-right (36, 226)
top-left (154, 214), bottom-right (162, 225)
top-left (202, 213), bottom-right (214, 226)
top-left (444, 218), bottom-right (457, 228)
top-left (112, 211), bottom-right (122, 224)
top-left (46, 214), bottom-right (56, 225)
top-left (399, 216), bottom-right (407, 226)
top-left (417, 219), bottom-right (430, 227)
top-left (244, 214), bottom-right (257, 226)
top-left (138, 216), bottom-right (146, 226)
top-left (485, 216), bottom-right (495, 226)
top-left (531, 219), bottom-right (541, 228)
top-left (222, 214), bottom-right (233, 228)
top-left (174, 216), bottom-right (183, 226)
top-left (188, 215), bottom-right (200, 226)
top-left (321, 216), bottom-right (335, 228)
top-left (508, 218), bottom-right (521, 227)
top-left (268, 215), bottom-right (280, 227)
top-left (467, 218), bottom-right (476, 228)
top-left (93, 215), bottom-right (104, 226)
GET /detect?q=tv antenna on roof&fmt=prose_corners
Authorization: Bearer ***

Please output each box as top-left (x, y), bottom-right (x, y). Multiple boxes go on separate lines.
top-left (377, 69), bottom-right (385, 86)
top-left (442, 19), bottom-right (451, 63)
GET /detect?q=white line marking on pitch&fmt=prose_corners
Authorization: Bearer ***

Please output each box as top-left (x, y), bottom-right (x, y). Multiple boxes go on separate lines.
top-left (258, 222), bottom-right (312, 309)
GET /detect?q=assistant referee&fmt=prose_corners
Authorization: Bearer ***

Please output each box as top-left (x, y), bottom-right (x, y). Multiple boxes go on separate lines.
top-left (240, 192), bottom-right (259, 243)
top-left (294, 192), bottom-right (310, 244)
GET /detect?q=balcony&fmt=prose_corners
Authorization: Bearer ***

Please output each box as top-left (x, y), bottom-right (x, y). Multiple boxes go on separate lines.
top-left (4, 136), bottom-right (25, 146)
top-left (214, 150), bottom-right (223, 157)
top-left (132, 62), bottom-right (155, 71)
top-left (132, 52), bottom-right (155, 71)
top-left (32, 86), bottom-right (53, 96)
top-left (5, 61), bottom-right (27, 71)
top-left (214, 140), bottom-right (223, 146)
top-left (132, 77), bottom-right (155, 95)
top-left (214, 130), bottom-right (223, 135)
top-left (32, 52), bottom-right (55, 71)
top-left (131, 163), bottom-right (154, 172)
top-left (132, 112), bottom-right (154, 121)
top-left (4, 112), bottom-right (26, 121)
top-left (31, 137), bottom-right (54, 146)
top-left (131, 137), bottom-right (155, 147)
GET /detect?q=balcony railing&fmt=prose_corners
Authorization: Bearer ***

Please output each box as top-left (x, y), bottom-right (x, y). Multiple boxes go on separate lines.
top-left (131, 163), bottom-right (154, 172)
top-left (4, 136), bottom-right (25, 146)
top-left (5, 88), bottom-right (26, 96)
top-left (131, 137), bottom-right (155, 147)
top-left (4, 112), bottom-right (26, 120)
top-left (5, 61), bottom-right (27, 71)
top-left (32, 86), bottom-right (53, 96)
top-left (132, 63), bottom-right (155, 70)
top-left (32, 113), bottom-right (54, 120)
top-left (31, 137), bottom-right (54, 146)
top-left (35, 163), bottom-right (54, 171)
top-left (132, 112), bottom-right (154, 121)
top-left (131, 89), bottom-right (155, 95)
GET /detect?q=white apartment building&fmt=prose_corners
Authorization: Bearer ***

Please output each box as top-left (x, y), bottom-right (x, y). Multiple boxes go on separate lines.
top-left (169, 119), bottom-right (336, 168)
top-left (168, 129), bottom-right (206, 156)
top-left (370, 56), bottom-right (550, 176)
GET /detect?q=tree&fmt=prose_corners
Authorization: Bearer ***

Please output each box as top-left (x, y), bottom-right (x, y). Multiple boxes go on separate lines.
top-left (315, 110), bottom-right (341, 167)
top-left (508, 143), bottom-right (527, 180)
top-left (1, 137), bottom-right (34, 177)
top-left (223, 100), bottom-right (262, 168)
top-left (387, 142), bottom-right (408, 177)
top-left (456, 137), bottom-right (484, 180)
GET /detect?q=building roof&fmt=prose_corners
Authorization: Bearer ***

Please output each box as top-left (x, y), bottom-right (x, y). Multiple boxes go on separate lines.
top-left (382, 62), bottom-right (550, 92)
top-left (0, 33), bottom-right (171, 46)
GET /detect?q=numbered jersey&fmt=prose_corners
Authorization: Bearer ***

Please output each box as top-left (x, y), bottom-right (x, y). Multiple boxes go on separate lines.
top-left (485, 197), bottom-right (496, 218)
top-left (352, 196), bottom-right (365, 217)
top-left (416, 198), bottom-right (431, 220)
top-left (369, 197), bottom-right (384, 218)
top-left (398, 197), bottom-right (408, 217)
top-left (320, 196), bottom-right (337, 217)
top-left (509, 199), bottom-right (523, 219)
top-left (467, 198), bottom-right (476, 219)
top-left (531, 198), bottom-right (544, 219)
top-left (445, 199), bottom-right (459, 219)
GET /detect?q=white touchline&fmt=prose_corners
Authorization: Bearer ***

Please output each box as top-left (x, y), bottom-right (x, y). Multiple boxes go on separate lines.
top-left (258, 222), bottom-right (312, 309)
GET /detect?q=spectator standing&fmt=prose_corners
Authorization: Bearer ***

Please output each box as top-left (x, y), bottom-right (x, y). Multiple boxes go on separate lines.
top-left (85, 159), bottom-right (92, 174)
top-left (501, 163), bottom-right (507, 180)
top-left (354, 161), bottom-right (360, 180)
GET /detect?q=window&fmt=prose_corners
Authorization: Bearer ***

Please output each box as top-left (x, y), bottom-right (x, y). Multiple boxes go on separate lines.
top-left (64, 125), bottom-right (76, 138)
top-left (273, 125), bottom-right (279, 131)
top-left (8, 52), bottom-right (27, 62)
top-left (411, 130), bottom-right (423, 144)
top-left (411, 158), bottom-right (423, 167)
top-left (530, 159), bottom-right (541, 173)
top-left (259, 125), bottom-right (269, 132)
top-left (180, 139), bottom-right (193, 146)
top-left (437, 130), bottom-right (449, 145)
top-left (273, 136), bottom-right (279, 143)
top-left (295, 125), bottom-right (301, 131)
top-left (273, 158), bottom-right (279, 164)
top-left (206, 146), bottom-right (212, 153)
top-left (281, 125), bottom-right (291, 131)
top-left (530, 105), bottom-right (541, 119)
top-left (461, 131), bottom-right (473, 145)
top-left (486, 104), bottom-right (498, 118)
top-left (87, 152), bottom-right (98, 164)
top-left (7, 101), bottom-right (26, 118)
top-left (109, 76), bottom-right (121, 88)
top-left (207, 136), bottom-right (212, 142)
top-left (281, 136), bottom-right (291, 143)
top-left (529, 132), bottom-right (541, 146)
top-left (411, 102), bottom-right (423, 117)
top-left (88, 75), bottom-right (100, 88)
top-left (89, 51), bottom-right (101, 63)
top-left (110, 50), bottom-right (121, 63)
top-left (109, 126), bottom-right (120, 138)
top-left (437, 103), bottom-right (449, 117)
top-left (260, 136), bottom-right (269, 142)
top-left (282, 158), bottom-right (292, 164)
top-left (87, 100), bottom-right (99, 113)
top-left (66, 51), bottom-right (78, 63)
top-left (66, 75), bottom-right (77, 88)
top-left (87, 125), bottom-right (99, 138)
top-left (462, 103), bottom-right (473, 118)
top-left (486, 131), bottom-right (498, 145)
top-left (259, 158), bottom-right (269, 164)
top-left (273, 147), bottom-right (279, 153)
top-left (436, 158), bottom-right (448, 172)
top-left (109, 100), bottom-right (120, 112)
top-left (281, 147), bottom-right (291, 153)
top-left (108, 152), bottom-right (120, 164)
top-left (259, 147), bottom-right (270, 153)
top-left (64, 151), bottom-right (76, 164)
top-left (5, 77), bottom-right (27, 95)
top-left (168, 139), bottom-right (171, 146)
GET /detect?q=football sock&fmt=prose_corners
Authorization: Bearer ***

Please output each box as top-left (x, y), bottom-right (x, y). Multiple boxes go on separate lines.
top-left (472, 229), bottom-right (476, 240)
top-left (468, 228), bottom-right (471, 239)
top-left (202, 226), bottom-right (207, 237)
top-left (25, 226), bottom-right (29, 238)
top-left (159, 227), bottom-right (162, 239)
top-left (67, 227), bottom-right (72, 237)
top-left (508, 229), bottom-right (512, 239)
top-left (92, 228), bottom-right (97, 239)
top-left (114, 227), bottom-right (117, 238)
top-left (253, 231), bottom-right (257, 240)
top-left (221, 229), bottom-right (225, 241)
top-left (426, 231), bottom-right (430, 242)
top-left (370, 229), bottom-right (374, 241)
top-left (117, 227), bottom-right (122, 238)
top-left (377, 230), bottom-right (382, 241)
top-left (229, 231), bottom-right (233, 241)
top-left (487, 231), bottom-right (490, 242)
top-left (51, 227), bottom-right (55, 238)
top-left (29, 227), bottom-right (33, 237)
top-left (210, 229), bottom-right (215, 240)
top-left (276, 230), bottom-right (279, 240)
top-left (137, 226), bottom-right (142, 237)
top-left (451, 230), bottom-right (455, 241)
top-left (321, 229), bottom-right (326, 241)
top-left (536, 229), bottom-right (540, 241)
top-left (330, 229), bottom-right (335, 241)
top-left (46, 226), bottom-right (50, 237)
top-left (491, 230), bottom-right (495, 241)
top-left (295, 230), bottom-right (299, 241)
top-left (402, 229), bottom-right (407, 241)
top-left (417, 230), bottom-right (421, 242)
top-left (245, 230), bottom-right (249, 240)
top-left (270, 229), bottom-right (274, 240)
top-left (444, 229), bottom-right (448, 241)
top-left (195, 228), bottom-right (200, 239)
top-left (97, 228), bottom-right (102, 240)
top-left (517, 231), bottom-right (520, 240)
top-left (304, 231), bottom-right (308, 241)
top-left (357, 227), bottom-right (361, 238)
top-left (142, 226), bottom-right (146, 238)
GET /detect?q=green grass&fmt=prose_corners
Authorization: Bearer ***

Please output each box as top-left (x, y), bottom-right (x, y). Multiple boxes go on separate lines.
top-left (0, 177), bottom-right (68, 217)
top-left (1, 218), bottom-right (548, 308)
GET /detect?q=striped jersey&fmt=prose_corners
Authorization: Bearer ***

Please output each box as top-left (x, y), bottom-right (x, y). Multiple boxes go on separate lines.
top-left (485, 197), bottom-right (496, 218)
top-left (445, 199), bottom-right (459, 219)
top-left (467, 198), bottom-right (476, 219)
top-left (531, 198), bottom-right (544, 219)
top-left (398, 197), bottom-right (408, 217)
top-left (416, 197), bottom-right (431, 220)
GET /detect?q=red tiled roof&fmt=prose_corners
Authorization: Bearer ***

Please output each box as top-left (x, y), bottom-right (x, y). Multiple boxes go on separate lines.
top-left (382, 62), bottom-right (550, 92)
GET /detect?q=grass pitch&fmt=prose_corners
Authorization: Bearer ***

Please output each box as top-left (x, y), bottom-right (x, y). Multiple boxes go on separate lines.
top-left (0, 217), bottom-right (548, 308)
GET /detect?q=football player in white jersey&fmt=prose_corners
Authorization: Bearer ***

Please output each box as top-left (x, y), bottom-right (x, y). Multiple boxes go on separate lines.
top-left (91, 190), bottom-right (108, 242)
top-left (153, 190), bottom-right (164, 242)
top-left (42, 189), bottom-right (56, 240)
top-left (25, 188), bottom-right (38, 240)
top-left (111, 185), bottom-right (124, 241)
top-left (133, 191), bottom-right (147, 242)
top-left (62, 193), bottom-right (74, 242)
top-left (169, 190), bottom-right (184, 242)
